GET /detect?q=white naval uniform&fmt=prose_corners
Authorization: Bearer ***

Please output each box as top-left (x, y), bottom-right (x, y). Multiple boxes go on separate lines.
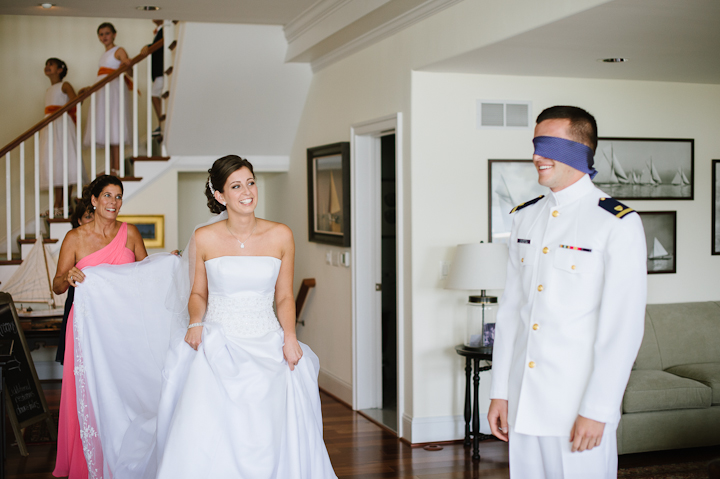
top-left (489, 174), bottom-right (647, 478)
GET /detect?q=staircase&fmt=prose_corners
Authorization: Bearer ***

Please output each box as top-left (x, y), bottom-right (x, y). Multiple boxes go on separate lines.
top-left (0, 21), bottom-right (179, 285)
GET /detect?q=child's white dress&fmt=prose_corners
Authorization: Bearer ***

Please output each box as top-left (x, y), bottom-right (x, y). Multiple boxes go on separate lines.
top-left (83, 45), bottom-right (132, 147)
top-left (39, 82), bottom-right (86, 189)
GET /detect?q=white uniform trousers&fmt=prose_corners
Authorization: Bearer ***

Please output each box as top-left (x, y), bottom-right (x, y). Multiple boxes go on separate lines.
top-left (509, 424), bottom-right (618, 479)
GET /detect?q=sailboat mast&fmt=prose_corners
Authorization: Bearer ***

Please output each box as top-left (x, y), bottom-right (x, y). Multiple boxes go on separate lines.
top-left (40, 241), bottom-right (56, 309)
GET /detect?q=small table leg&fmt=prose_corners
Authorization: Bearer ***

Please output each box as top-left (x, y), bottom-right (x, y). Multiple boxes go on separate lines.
top-left (463, 357), bottom-right (472, 448)
top-left (472, 357), bottom-right (481, 462)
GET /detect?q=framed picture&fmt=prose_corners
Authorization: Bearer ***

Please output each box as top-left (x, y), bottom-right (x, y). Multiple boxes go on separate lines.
top-left (637, 211), bottom-right (676, 274)
top-left (592, 138), bottom-right (694, 200)
top-left (117, 215), bottom-right (165, 249)
top-left (488, 160), bottom-right (548, 243)
top-left (713, 160), bottom-right (720, 255)
top-left (307, 142), bottom-right (350, 246)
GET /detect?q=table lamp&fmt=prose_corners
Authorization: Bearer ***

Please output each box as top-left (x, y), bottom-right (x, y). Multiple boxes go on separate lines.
top-left (445, 242), bottom-right (508, 348)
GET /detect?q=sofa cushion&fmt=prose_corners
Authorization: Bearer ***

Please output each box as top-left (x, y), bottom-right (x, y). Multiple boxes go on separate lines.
top-left (646, 302), bottom-right (720, 369)
top-left (665, 363), bottom-right (720, 405)
top-left (623, 370), bottom-right (711, 413)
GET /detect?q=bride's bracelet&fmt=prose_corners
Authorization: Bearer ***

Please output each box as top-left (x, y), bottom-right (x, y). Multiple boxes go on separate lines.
top-left (187, 322), bottom-right (205, 329)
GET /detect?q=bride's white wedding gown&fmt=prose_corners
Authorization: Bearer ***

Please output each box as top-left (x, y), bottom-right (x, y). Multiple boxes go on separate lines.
top-left (71, 254), bottom-right (337, 479)
top-left (155, 256), bottom-right (337, 479)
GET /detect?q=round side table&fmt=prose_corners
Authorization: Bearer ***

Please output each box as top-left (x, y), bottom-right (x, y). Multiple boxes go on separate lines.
top-left (455, 344), bottom-right (493, 461)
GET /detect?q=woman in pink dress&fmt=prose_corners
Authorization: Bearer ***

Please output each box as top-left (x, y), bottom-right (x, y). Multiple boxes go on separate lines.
top-left (52, 175), bottom-right (148, 479)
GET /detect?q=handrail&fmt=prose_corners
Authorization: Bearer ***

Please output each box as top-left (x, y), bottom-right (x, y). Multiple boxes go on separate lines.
top-left (295, 278), bottom-right (316, 326)
top-left (0, 38), bottom-right (164, 158)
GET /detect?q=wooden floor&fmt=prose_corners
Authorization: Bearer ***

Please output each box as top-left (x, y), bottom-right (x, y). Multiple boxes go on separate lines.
top-left (4, 385), bottom-right (719, 478)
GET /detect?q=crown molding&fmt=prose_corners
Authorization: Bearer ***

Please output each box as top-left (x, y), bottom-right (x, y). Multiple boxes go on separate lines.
top-left (284, 0), bottom-right (354, 43)
top-left (310, 0), bottom-right (464, 72)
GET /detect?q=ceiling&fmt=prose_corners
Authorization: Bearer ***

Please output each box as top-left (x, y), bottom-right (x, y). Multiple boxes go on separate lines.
top-left (0, 0), bottom-right (318, 25)
top-left (420, 0), bottom-right (720, 85)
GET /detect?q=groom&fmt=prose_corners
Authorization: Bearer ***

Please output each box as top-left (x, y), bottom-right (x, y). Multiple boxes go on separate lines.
top-left (487, 106), bottom-right (647, 478)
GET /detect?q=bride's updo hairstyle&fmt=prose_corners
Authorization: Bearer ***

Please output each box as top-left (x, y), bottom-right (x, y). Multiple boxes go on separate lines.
top-left (205, 155), bottom-right (255, 214)
top-left (83, 175), bottom-right (124, 211)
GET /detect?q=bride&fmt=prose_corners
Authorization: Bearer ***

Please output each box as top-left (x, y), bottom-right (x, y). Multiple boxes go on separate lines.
top-left (69, 156), bottom-right (337, 478)
top-left (154, 155), bottom-right (337, 478)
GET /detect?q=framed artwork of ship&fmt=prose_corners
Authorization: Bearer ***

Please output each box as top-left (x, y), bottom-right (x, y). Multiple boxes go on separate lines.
top-left (307, 142), bottom-right (351, 246)
top-left (488, 160), bottom-right (549, 243)
top-left (592, 138), bottom-right (694, 200)
top-left (712, 160), bottom-right (720, 255)
top-left (638, 211), bottom-right (676, 274)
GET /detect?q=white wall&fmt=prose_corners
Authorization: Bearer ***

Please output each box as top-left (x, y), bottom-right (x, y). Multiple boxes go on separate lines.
top-left (411, 70), bottom-right (720, 439)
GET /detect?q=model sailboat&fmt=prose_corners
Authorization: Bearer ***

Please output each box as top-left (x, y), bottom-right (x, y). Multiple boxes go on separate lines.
top-left (1, 240), bottom-right (66, 315)
top-left (648, 237), bottom-right (672, 260)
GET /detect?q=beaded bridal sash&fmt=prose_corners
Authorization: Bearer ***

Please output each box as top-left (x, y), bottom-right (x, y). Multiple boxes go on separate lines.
top-left (204, 293), bottom-right (281, 338)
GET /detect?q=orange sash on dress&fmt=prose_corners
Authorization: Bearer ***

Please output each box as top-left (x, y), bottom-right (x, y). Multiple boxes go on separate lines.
top-left (45, 105), bottom-right (77, 124)
top-left (97, 67), bottom-right (140, 95)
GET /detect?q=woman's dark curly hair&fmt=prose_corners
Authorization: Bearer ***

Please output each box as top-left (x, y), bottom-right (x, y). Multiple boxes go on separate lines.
top-left (205, 155), bottom-right (255, 214)
top-left (82, 175), bottom-right (124, 211)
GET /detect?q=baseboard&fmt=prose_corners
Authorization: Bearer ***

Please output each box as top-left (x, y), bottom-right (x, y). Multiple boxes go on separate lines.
top-left (318, 367), bottom-right (352, 406)
top-left (403, 413), bottom-right (491, 444)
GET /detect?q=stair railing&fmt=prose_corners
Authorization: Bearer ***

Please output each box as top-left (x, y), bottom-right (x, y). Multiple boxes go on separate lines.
top-left (1, 21), bottom-right (176, 261)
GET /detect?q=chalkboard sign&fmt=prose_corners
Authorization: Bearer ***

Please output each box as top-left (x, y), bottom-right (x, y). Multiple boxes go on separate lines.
top-left (0, 292), bottom-right (56, 456)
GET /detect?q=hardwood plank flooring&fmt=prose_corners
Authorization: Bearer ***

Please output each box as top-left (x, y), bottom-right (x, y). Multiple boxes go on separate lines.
top-left (3, 384), bottom-right (718, 478)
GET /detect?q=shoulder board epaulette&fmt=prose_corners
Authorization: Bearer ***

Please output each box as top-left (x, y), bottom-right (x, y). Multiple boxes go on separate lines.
top-left (598, 197), bottom-right (635, 218)
top-left (510, 195), bottom-right (544, 214)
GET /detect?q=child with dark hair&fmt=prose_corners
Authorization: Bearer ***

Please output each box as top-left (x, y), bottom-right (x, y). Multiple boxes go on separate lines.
top-left (40, 58), bottom-right (86, 216)
top-left (79, 22), bottom-right (132, 177)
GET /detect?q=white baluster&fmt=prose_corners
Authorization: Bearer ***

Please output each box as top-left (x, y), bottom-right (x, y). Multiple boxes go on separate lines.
top-left (63, 112), bottom-right (69, 218)
top-left (48, 121), bottom-right (54, 219)
top-left (147, 52), bottom-right (152, 159)
top-left (91, 92), bottom-right (97, 179)
top-left (76, 101), bottom-right (82, 196)
top-left (19, 142), bottom-right (25, 240)
top-left (105, 83), bottom-right (110, 175)
top-left (6, 152), bottom-right (11, 260)
top-left (119, 72), bottom-right (125, 178)
top-left (133, 63), bottom-right (139, 158)
top-left (34, 133), bottom-right (40, 240)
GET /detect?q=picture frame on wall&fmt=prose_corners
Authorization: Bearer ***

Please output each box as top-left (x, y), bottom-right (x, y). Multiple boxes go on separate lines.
top-left (488, 159), bottom-right (548, 243)
top-left (307, 142), bottom-right (351, 247)
top-left (592, 138), bottom-right (694, 200)
top-left (712, 160), bottom-right (720, 255)
top-left (637, 211), bottom-right (677, 274)
top-left (117, 215), bottom-right (164, 249)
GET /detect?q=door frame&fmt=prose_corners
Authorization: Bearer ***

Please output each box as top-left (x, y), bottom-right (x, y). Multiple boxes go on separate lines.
top-left (350, 113), bottom-right (405, 436)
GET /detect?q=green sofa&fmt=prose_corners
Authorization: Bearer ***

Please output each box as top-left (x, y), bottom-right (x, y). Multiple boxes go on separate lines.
top-left (617, 301), bottom-right (720, 454)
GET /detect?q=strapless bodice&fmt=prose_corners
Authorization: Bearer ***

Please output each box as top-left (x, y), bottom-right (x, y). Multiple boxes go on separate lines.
top-left (203, 256), bottom-right (282, 337)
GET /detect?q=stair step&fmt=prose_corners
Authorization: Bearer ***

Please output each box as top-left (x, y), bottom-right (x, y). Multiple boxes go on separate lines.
top-left (0, 259), bottom-right (22, 265)
top-left (17, 238), bottom-right (58, 245)
top-left (117, 176), bottom-right (143, 182)
top-left (169, 40), bottom-right (177, 51)
top-left (161, 91), bottom-right (170, 99)
top-left (159, 114), bottom-right (166, 122)
top-left (165, 66), bottom-right (173, 75)
top-left (46, 218), bottom-right (72, 224)
top-left (131, 156), bottom-right (170, 162)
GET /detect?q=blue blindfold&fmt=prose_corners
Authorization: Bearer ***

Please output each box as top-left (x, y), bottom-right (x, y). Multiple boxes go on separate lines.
top-left (533, 136), bottom-right (598, 179)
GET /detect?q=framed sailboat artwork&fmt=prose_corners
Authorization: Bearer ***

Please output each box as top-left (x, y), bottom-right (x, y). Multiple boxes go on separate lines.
top-left (592, 138), bottom-right (693, 200)
top-left (307, 142), bottom-right (351, 246)
top-left (488, 160), bottom-right (549, 243)
top-left (637, 211), bottom-right (677, 274)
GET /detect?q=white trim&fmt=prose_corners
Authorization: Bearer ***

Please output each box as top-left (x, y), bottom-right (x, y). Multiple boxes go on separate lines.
top-left (404, 414), bottom-right (491, 444)
top-left (350, 113), bottom-right (405, 437)
top-left (171, 155), bottom-right (290, 172)
top-left (318, 367), bottom-right (353, 405)
top-left (284, 0), bottom-right (354, 42)
top-left (311, 0), bottom-right (463, 72)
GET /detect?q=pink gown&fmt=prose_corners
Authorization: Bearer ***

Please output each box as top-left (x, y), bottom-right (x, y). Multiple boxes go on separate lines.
top-left (54, 223), bottom-right (135, 479)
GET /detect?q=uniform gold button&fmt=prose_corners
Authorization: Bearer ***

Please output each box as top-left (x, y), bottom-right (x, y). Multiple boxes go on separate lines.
top-left (600, 197), bottom-right (606, 201)
top-left (537, 285), bottom-right (544, 292)
top-left (529, 361), bottom-right (536, 369)
top-left (533, 324), bottom-right (539, 331)
top-left (571, 265), bottom-right (576, 270)
top-left (552, 210), bottom-right (559, 217)
top-left (521, 258), bottom-right (524, 263)
top-left (543, 247), bottom-right (549, 254)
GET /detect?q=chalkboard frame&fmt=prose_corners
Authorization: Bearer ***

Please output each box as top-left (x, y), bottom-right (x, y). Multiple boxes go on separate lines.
top-left (0, 292), bottom-right (56, 456)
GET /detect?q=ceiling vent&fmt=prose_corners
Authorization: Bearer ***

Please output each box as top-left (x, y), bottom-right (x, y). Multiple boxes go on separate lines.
top-left (476, 101), bottom-right (532, 129)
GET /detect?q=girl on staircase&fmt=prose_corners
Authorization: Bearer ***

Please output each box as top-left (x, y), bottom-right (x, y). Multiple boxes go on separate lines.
top-left (80, 22), bottom-right (132, 177)
top-left (40, 58), bottom-right (86, 216)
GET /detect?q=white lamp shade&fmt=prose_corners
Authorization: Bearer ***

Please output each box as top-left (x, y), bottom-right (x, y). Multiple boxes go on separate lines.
top-left (445, 243), bottom-right (509, 291)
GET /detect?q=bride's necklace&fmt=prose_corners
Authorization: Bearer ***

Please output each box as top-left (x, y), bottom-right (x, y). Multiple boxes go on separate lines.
top-left (226, 219), bottom-right (257, 249)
